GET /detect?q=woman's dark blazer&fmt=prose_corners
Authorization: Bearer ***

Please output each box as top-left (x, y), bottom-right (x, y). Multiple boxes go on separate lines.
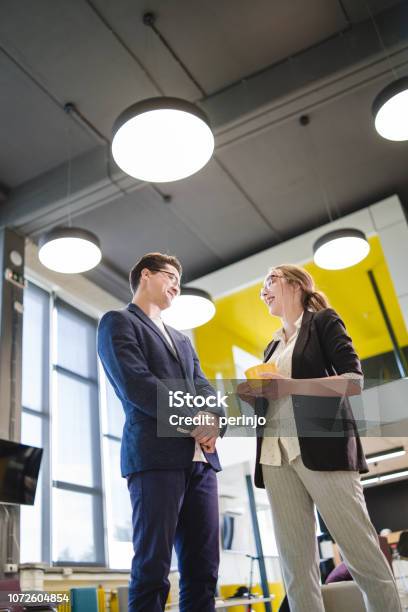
top-left (254, 307), bottom-right (369, 489)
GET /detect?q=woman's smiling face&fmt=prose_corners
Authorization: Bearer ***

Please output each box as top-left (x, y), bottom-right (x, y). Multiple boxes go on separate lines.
top-left (260, 268), bottom-right (302, 317)
top-left (260, 269), bottom-right (285, 316)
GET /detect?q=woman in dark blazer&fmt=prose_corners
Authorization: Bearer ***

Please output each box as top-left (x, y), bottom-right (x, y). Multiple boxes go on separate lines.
top-left (238, 264), bottom-right (401, 612)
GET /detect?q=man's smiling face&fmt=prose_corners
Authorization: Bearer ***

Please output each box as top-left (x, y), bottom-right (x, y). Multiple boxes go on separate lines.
top-left (145, 263), bottom-right (181, 310)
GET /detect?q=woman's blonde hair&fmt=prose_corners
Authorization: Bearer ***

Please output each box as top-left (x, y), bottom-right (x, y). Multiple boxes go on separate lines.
top-left (272, 264), bottom-right (329, 312)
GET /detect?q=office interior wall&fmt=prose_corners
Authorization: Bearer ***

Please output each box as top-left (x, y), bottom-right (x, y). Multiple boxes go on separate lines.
top-left (194, 238), bottom-right (407, 390)
top-left (191, 195), bottom-right (408, 308)
top-left (370, 202), bottom-right (408, 330)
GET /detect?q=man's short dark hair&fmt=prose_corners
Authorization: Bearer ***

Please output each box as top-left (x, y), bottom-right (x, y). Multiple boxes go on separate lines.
top-left (129, 252), bottom-right (182, 294)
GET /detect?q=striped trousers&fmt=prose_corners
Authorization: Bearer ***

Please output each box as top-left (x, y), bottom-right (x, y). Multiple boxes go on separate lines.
top-left (262, 451), bottom-right (402, 612)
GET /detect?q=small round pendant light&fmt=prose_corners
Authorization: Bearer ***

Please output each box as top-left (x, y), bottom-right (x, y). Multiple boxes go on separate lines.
top-left (38, 227), bottom-right (102, 273)
top-left (372, 77), bottom-right (408, 141)
top-left (313, 228), bottom-right (370, 270)
top-left (111, 97), bottom-right (214, 183)
top-left (161, 287), bottom-right (216, 330)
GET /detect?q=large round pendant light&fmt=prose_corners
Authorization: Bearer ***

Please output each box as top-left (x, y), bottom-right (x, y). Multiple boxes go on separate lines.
top-left (38, 227), bottom-right (102, 273)
top-left (372, 77), bottom-right (408, 141)
top-left (313, 228), bottom-right (370, 270)
top-left (112, 97), bottom-right (214, 183)
top-left (161, 287), bottom-right (216, 330)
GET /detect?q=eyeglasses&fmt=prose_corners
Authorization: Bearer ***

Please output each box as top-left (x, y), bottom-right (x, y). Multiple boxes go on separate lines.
top-left (151, 268), bottom-right (181, 288)
top-left (259, 274), bottom-right (281, 299)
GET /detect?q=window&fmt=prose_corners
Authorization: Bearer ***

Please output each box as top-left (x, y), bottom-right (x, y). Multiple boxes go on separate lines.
top-left (52, 300), bottom-right (104, 565)
top-left (100, 366), bottom-right (132, 569)
top-left (20, 283), bottom-right (105, 566)
top-left (20, 283), bottom-right (50, 564)
top-left (232, 345), bottom-right (260, 379)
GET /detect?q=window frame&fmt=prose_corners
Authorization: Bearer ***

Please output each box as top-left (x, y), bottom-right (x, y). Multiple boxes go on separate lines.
top-left (20, 281), bottom-right (107, 567)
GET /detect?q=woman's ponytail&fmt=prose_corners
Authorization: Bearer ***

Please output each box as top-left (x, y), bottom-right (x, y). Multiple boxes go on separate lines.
top-left (303, 289), bottom-right (329, 312)
top-left (274, 264), bottom-right (330, 312)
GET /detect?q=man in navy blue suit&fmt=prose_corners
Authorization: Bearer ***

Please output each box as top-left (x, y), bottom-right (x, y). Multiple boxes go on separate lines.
top-left (97, 252), bottom-right (225, 612)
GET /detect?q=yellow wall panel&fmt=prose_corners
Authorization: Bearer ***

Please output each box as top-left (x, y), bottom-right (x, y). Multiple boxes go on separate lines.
top-left (194, 236), bottom-right (407, 373)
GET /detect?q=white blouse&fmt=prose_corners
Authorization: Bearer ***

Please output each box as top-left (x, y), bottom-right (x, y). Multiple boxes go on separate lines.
top-left (260, 311), bottom-right (363, 467)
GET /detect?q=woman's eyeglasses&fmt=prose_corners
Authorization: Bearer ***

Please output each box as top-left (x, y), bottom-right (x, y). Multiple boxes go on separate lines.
top-left (259, 274), bottom-right (281, 299)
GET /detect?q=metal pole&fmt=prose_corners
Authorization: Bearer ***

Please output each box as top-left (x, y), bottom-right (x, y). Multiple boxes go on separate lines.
top-left (245, 474), bottom-right (272, 612)
top-left (367, 270), bottom-right (408, 378)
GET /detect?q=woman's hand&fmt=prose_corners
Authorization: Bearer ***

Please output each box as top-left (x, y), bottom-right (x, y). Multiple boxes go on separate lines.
top-left (237, 375), bottom-right (292, 401)
top-left (236, 381), bottom-right (257, 406)
top-left (260, 373), bottom-right (292, 400)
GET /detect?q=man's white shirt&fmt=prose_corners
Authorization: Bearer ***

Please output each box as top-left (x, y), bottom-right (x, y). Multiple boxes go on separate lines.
top-left (151, 316), bottom-right (207, 463)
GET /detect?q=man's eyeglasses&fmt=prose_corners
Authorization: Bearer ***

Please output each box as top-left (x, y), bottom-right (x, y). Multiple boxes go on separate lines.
top-left (150, 268), bottom-right (181, 288)
top-left (259, 274), bottom-right (281, 299)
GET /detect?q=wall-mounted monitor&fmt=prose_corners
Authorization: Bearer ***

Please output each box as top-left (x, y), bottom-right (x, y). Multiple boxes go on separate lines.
top-left (0, 438), bottom-right (43, 505)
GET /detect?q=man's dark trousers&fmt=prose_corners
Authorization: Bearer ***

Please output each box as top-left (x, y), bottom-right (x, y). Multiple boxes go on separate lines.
top-left (127, 462), bottom-right (219, 612)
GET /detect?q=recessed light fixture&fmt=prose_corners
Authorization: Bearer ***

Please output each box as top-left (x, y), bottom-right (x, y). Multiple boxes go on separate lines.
top-left (380, 470), bottom-right (408, 482)
top-left (112, 97), bottom-right (214, 183)
top-left (361, 477), bottom-right (380, 487)
top-left (372, 77), bottom-right (408, 141)
top-left (38, 227), bottom-right (102, 274)
top-left (162, 287), bottom-right (216, 330)
top-left (366, 447), bottom-right (406, 464)
top-left (362, 468), bottom-right (408, 487)
top-left (313, 228), bottom-right (370, 270)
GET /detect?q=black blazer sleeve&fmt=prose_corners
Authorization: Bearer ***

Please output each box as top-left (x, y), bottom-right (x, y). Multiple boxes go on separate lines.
top-left (314, 308), bottom-right (363, 377)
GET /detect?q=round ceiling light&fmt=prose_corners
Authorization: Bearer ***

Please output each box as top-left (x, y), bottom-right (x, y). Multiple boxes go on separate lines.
top-left (372, 77), bottom-right (408, 141)
top-left (38, 227), bottom-right (102, 274)
top-left (313, 228), bottom-right (370, 270)
top-left (112, 97), bottom-right (214, 183)
top-left (161, 287), bottom-right (216, 330)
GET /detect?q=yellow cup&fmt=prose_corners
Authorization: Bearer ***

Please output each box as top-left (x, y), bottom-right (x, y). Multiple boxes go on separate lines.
top-left (244, 362), bottom-right (278, 390)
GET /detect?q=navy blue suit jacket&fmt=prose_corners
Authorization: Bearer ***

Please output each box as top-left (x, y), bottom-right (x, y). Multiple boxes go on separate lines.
top-left (97, 303), bottom-right (223, 477)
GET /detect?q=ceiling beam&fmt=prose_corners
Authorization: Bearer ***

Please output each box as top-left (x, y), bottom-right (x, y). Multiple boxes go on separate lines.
top-left (199, 1), bottom-right (408, 128)
top-left (0, 145), bottom-right (145, 235)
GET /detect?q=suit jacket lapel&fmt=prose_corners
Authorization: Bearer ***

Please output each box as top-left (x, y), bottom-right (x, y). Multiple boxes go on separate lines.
top-left (291, 309), bottom-right (313, 378)
top-left (127, 303), bottom-right (180, 364)
top-left (264, 340), bottom-right (280, 363)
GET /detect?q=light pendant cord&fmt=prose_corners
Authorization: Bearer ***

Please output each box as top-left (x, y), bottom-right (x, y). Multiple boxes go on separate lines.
top-left (364, 1), bottom-right (399, 80)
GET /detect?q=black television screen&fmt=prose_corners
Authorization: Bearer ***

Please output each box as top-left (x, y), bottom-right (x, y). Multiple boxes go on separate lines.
top-left (364, 479), bottom-right (408, 533)
top-left (0, 438), bottom-right (43, 505)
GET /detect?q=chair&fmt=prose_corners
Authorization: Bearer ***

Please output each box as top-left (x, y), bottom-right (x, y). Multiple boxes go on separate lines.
top-left (116, 586), bottom-right (128, 612)
top-left (70, 587), bottom-right (98, 612)
top-left (321, 582), bottom-right (366, 612)
top-left (397, 531), bottom-right (408, 558)
top-left (395, 531), bottom-right (408, 595)
top-left (277, 581), bottom-right (366, 612)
